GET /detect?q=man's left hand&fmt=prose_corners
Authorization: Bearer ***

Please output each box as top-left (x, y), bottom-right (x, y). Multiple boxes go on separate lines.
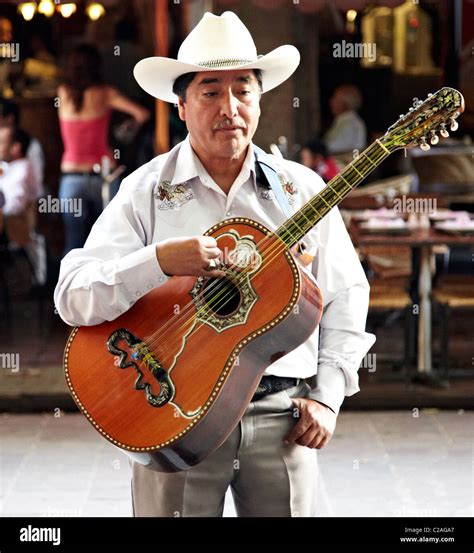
top-left (284, 398), bottom-right (337, 450)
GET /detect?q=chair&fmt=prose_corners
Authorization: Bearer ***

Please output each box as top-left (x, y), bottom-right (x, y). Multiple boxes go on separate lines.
top-left (431, 275), bottom-right (474, 377)
top-left (366, 276), bottom-right (416, 377)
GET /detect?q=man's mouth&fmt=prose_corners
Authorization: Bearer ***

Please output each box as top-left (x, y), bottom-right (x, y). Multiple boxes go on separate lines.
top-left (214, 124), bottom-right (244, 132)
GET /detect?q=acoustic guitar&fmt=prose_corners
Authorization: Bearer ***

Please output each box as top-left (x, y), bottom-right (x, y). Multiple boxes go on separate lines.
top-left (64, 87), bottom-right (464, 472)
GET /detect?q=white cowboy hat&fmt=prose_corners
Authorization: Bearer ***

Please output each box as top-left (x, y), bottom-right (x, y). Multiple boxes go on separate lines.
top-left (133, 11), bottom-right (300, 104)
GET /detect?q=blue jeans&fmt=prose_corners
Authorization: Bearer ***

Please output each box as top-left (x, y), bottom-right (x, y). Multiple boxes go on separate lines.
top-left (59, 173), bottom-right (120, 255)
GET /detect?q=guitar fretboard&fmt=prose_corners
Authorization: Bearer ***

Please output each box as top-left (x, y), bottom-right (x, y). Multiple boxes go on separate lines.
top-left (275, 139), bottom-right (391, 247)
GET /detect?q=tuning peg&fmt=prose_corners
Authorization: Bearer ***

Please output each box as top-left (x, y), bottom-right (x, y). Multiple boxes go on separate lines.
top-left (430, 131), bottom-right (439, 145)
top-left (420, 137), bottom-right (430, 151)
top-left (450, 118), bottom-right (459, 131)
top-left (440, 123), bottom-right (449, 138)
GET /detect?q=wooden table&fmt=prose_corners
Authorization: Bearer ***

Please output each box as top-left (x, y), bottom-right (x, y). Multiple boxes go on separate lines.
top-left (350, 224), bottom-right (474, 376)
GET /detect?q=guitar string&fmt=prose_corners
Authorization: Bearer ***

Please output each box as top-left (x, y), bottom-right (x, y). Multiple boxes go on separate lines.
top-left (140, 142), bottom-right (388, 368)
top-left (141, 142), bottom-right (387, 364)
top-left (147, 99), bottom-right (460, 377)
top-left (142, 143), bottom-right (387, 365)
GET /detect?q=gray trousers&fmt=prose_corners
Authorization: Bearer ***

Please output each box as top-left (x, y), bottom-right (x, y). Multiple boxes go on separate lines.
top-left (131, 380), bottom-right (318, 517)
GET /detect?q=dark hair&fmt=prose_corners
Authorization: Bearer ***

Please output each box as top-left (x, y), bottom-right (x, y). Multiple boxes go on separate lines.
top-left (0, 99), bottom-right (19, 124)
top-left (63, 44), bottom-right (104, 112)
top-left (11, 127), bottom-right (31, 156)
top-left (304, 137), bottom-right (328, 159)
top-left (173, 68), bottom-right (263, 103)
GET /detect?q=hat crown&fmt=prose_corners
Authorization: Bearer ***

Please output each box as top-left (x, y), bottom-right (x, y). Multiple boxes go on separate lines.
top-left (178, 11), bottom-right (258, 66)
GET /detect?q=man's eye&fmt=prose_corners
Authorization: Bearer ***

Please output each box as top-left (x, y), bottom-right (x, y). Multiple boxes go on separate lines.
top-left (240, 90), bottom-right (251, 95)
top-left (204, 92), bottom-right (217, 97)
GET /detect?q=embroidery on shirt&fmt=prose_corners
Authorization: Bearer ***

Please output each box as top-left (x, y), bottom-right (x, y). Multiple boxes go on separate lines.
top-left (258, 174), bottom-right (299, 205)
top-left (278, 174), bottom-right (299, 205)
top-left (154, 180), bottom-right (195, 210)
top-left (259, 189), bottom-right (276, 202)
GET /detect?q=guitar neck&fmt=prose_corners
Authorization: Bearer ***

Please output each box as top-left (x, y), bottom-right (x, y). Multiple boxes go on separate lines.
top-left (275, 139), bottom-right (391, 247)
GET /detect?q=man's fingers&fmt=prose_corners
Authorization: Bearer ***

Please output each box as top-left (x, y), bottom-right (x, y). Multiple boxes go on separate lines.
top-left (316, 432), bottom-right (333, 450)
top-left (201, 236), bottom-right (218, 248)
top-left (295, 428), bottom-right (318, 448)
top-left (203, 246), bottom-right (222, 259)
top-left (201, 268), bottom-right (225, 277)
top-left (284, 418), bottom-right (310, 444)
top-left (307, 431), bottom-right (326, 449)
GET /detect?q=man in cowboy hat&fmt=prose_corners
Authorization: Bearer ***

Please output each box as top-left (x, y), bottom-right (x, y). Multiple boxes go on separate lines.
top-left (55, 12), bottom-right (375, 517)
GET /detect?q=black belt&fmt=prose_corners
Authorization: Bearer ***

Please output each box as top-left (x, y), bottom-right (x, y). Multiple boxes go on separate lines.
top-left (61, 171), bottom-right (102, 177)
top-left (251, 375), bottom-right (299, 402)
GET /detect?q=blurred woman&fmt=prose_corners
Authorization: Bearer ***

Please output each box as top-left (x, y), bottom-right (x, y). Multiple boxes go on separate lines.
top-left (58, 44), bottom-right (149, 254)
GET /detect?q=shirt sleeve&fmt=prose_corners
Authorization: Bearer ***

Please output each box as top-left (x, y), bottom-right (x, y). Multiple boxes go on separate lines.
top-left (306, 205), bottom-right (376, 415)
top-left (27, 139), bottom-right (45, 198)
top-left (2, 163), bottom-right (31, 216)
top-left (53, 172), bottom-right (170, 327)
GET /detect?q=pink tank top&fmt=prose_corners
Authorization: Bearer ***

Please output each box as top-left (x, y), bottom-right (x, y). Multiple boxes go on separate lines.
top-left (60, 111), bottom-right (113, 165)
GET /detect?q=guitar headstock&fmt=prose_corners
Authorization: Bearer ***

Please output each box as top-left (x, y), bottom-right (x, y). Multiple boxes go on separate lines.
top-left (380, 87), bottom-right (464, 153)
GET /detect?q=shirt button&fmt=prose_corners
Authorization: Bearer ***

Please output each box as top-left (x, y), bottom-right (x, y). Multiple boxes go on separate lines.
top-left (147, 284), bottom-right (153, 290)
top-left (159, 277), bottom-right (164, 283)
top-left (135, 291), bottom-right (141, 297)
top-left (226, 211), bottom-right (232, 217)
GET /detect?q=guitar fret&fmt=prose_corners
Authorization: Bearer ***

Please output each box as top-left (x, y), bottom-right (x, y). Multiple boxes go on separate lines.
top-left (323, 182), bottom-right (344, 202)
top-left (362, 152), bottom-right (377, 167)
top-left (376, 138), bottom-right (391, 154)
top-left (317, 192), bottom-right (334, 211)
top-left (275, 141), bottom-right (390, 247)
top-left (348, 161), bottom-right (364, 178)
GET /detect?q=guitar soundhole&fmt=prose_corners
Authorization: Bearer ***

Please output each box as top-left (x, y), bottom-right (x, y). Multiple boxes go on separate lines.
top-left (202, 277), bottom-right (242, 317)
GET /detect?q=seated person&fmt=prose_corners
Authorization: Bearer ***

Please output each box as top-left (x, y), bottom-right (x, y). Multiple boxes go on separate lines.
top-left (0, 99), bottom-right (45, 199)
top-left (324, 84), bottom-right (367, 154)
top-left (0, 126), bottom-right (37, 244)
top-left (300, 137), bottom-right (340, 182)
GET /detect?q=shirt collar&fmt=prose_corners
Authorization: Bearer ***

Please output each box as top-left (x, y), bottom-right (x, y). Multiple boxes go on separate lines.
top-left (170, 134), bottom-right (258, 193)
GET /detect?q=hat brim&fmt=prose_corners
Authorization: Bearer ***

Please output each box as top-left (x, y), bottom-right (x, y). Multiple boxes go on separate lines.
top-left (133, 45), bottom-right (300, 104)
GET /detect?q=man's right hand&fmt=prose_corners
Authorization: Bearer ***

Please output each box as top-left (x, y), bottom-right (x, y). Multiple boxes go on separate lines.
top-left (155, 236), bottom-right (223, 277)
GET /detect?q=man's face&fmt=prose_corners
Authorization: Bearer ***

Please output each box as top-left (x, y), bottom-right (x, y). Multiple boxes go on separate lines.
top-left (177, 69), bottom-right (261, 161)
top-left (0, 18), bottom-right (12, 43)
top-left (330, 90), bottom-right (346, 116)
top-left (0, 127), bottom-right (13, 162)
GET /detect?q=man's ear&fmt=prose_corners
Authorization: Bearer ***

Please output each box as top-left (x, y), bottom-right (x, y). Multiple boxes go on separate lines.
top-left (177, 97), bottom-right (186, 122)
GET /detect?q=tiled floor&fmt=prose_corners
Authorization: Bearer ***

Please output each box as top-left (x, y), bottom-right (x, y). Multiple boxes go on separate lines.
top-left (1, 410), bottom-right (472, 517)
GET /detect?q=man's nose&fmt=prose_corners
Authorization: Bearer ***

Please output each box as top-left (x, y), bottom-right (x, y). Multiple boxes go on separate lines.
top-left (218, 89), bottom-right (239, 119)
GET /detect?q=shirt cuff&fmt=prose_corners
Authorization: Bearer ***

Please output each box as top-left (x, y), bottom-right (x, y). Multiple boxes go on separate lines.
top-left (117, 243), bottom-right (170, 300)
top-left (306, 363), bottom-right (348, 415)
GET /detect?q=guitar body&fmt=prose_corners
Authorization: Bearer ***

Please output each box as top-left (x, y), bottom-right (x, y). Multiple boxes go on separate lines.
top-left (64, 218), bottom-right (323, 472)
